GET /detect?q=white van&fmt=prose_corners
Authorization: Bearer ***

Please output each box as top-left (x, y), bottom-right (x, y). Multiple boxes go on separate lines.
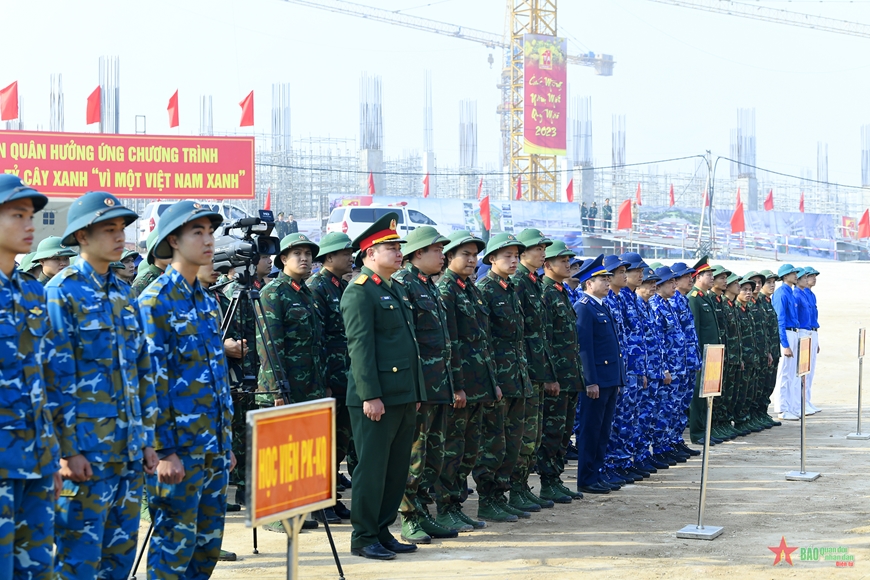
top-left (138, 200), bottom-right (250, 249)
top-left (325, 205), bottom-right (446, 240)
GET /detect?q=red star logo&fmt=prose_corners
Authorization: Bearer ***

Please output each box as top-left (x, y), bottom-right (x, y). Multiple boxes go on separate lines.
top-left (768, 536), bottom-right (799, 566)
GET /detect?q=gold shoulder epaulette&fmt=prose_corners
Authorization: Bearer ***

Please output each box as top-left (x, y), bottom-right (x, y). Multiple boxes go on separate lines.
top-left (354, 274), bottom-right (368, 285)
top-left (689, 290), bottom-right (699, 297)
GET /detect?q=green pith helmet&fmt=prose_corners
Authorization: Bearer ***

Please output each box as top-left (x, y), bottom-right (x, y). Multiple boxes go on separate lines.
top-left (153, 201), bottom-right (224, 261)
top-left (516, 228), bottom-right (553, 249)
top-left (33, 236), bottom-right (77, 262)
top-left (759, 269), bottom-right (780, 281)
top-left (121, 249), bottom-right (139, 262)
top-left (443, 230), bottom-right (486, 255)
top-left (110, 261), bottom-right (125, 270)
top-left (544, 240), bottom-right (576, 260)
top-left (739, 274), bottom-right (757, 289)
top-left (315, 232), bottom-right (353, 261)
top-left (725, 273), bottom-right (740, 286)
top-left (710, 264), bottom-right (731, 278)
top-left (17, 252), bottom-right (36, 273)
top-left (274, 233), bottom-right (320, 270)
top-left (401, 226), bottom-right (450, 260)
top-left (145, 229), bottom-right (159, 265)
top-left (481, 232), bottom-right (526, 265)
top-left (62, 192), bottom-right (138, 246)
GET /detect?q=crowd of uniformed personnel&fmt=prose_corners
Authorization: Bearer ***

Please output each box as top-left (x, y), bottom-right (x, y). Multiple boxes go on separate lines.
top-left (2, 172), bottom-right (824, 575)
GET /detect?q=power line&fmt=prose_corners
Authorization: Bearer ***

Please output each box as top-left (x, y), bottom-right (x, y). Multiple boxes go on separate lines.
top-left (716, 156), bottom-right (867, 190)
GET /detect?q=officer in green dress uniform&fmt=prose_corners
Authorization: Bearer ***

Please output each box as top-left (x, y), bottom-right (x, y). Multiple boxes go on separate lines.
top-left (687, 257), bottom-right (722, 445)
top-left (340, 212), bottom-right (426, 560)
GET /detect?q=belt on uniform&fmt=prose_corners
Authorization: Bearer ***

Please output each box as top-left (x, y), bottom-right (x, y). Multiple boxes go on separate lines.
top-left (786, 327), bottom-right (798, 332)
top-left (810, 328), bottom-right (819, 331)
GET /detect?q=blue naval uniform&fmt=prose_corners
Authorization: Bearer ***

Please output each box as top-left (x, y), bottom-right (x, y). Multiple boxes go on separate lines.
top-left (669, 290), bottom-right (699, 439)
top-left (46, 259), bottom-right (156, 580)
top-left (635, 294), bottom-right (665, 464)
top-left (0, 268), bottom-right (62, 580)
top-left (603, 288), bottom-right (647, 472)
top-left (650, 294), bottom-right (689, 453)
top-left (574, 292), bottom-right (625, 488)
top-left (139, 265), bottom-right (234, 580)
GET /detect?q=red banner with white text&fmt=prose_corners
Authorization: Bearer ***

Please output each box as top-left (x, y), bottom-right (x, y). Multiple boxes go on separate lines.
top-left (523, 34), bottom-right (567, 156)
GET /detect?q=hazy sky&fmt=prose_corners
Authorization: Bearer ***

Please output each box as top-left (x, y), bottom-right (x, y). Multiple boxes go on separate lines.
top-left (6, 0), bottom-right (870, 186)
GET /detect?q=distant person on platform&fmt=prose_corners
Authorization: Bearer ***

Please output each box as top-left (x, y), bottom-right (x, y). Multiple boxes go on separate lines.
top-left (602, 199), bottom-right (612, 232)
top-left (274, 213), bottom-right (289, 239)
top-left (288, 214), bottom-right (299, 234)
top-left (588, 202), bottom-right (598, 233)
top-left (581, 202), bottom-right (589, 233)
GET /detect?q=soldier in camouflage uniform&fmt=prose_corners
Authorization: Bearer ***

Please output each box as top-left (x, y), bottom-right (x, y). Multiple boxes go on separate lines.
top-left (33, 236), bottom-right (76, 286)
top-left (0, 176), bottom-right (62, 580)
top-left (635, 267), bottom-right (669, 472)
top-left (732, 276), bottom-right (761, 433)
top-left (45, 192), bottom-right (157, 579)
top-left (392, 227), bottom-right (459, 543)
top-left (477, 233), bottom-right (533, 521)
top-left (744, 273), bottom-right (775, 431)
top-left (719, 272), bottom-right (745, 437)
top-left (17, 250), bottom-right (40, 277)
top-left (308, 232), bottom-right (355, 520)
top-left (687, 258), bottom-right (724, 446)
top-left (536, 241), bottom-right (583, 503)
top-left (510, 228), bottom-right (557, 512)
top-left (131, 229), bottom-right (170, 298)
top-left (754, 270), bottom-right (782, 428)
top-left (138, 201), bottom-right (236, 578)
top-left (435, 231), bottom-right (498, 531)
top-left (707, 266), bottom-right (739, 440)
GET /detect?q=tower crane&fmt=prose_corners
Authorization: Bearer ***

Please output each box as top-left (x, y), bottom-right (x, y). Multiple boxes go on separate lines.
top-left (281, 0), bottom-right (614, 202)
top-left (647, 0), bottom-right (870, 39)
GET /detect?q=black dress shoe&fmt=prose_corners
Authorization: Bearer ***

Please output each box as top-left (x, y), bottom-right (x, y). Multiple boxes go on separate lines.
top-left (226, 503), bottom-right (241, 512)
top-left (333, 500), bottom-right (351, 520)
top-left (314, 508), bottom-right (341, 524)
top-left (647, 456), bottom-right (669, 470)
top-left (677, 443), bottom-right (701, 457)
top-left (671, 448), bottom-right (691, 460)
top-left (338, 473), bottom-right (352, 489)
top-left (351, 542), bottom-right (396, 560)
top-left (597, 478), bottom-right (622, 491)
top-left (577, 483), bottom-right (610, 494)
top-left (663, 451), bottom-right (688, 464)
top-left (655, 453), bottom-right (677, 466)
top-left (302, 519), bottom-right (319, 530)
top-left (601, 471), bottom-right (628, 487)
top-left (381, 537), bottom-right (418, 554)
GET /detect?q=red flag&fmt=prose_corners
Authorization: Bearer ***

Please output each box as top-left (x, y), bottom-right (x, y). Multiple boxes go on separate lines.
top-left (565, 178), bottom-right (574, 203)
top-left (515, 175), bottom-right (522, 200)
top-left (635, 182), bottom-right (642, 206)
top-left (0, 81), bottom-right (18, 121)
top-left (476, 177), bottom-right (483, 200)
top-left (702, 188), bottom-right (710, 207)
top-left (731, 193), bottom-right (745, 234)
top-left (668, 184), bottom-right (675, 207)
top-left (735, 187), bottom-right (741, 207)
top-left (763, 189), bottom-right (774, 211)
top-left (239, 91), bottom-right (254, 127)
top-left (616, 199), bottom-right (632, 230)
top-left (799, 191), bottom-right (805, 213)
top-left (86, 86), bottom-right (101, 125)
top-left (367, 172), bottom-right (375, 194)
top-left (264, 188), bottom-right (271, 211)
top-left (480, 195), bottom-right (491, 231)
top-left (858, 209), bottom-right (870, 239)
top-left (167, 90), bottom-right (179, 128)
top-left (422, 173), bottom-right (430, 198)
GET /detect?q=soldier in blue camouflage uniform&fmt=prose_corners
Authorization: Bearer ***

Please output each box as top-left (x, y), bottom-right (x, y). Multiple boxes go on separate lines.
top-left (138, 201), bottom-right (236, 578)
top-left (307, 232), bottom-right (355, 519)
top-left (536, 241), bottom-right (583, 503)
top-left (392, 227), bottom-right (459, 543)
top-left (436, 231), bottom-right (498, 531)
top-left (511, 228), bottom-right (557, 512)
top-left (0, 176), bottom-right (62, 580)
top-left (476, 233), bottom-right (532, 521)
top-left (46, 192), bottom-right (158, 580)
top-left (33, 236), bottom-right (76, 286)
top-left (669, 262), bottom-right (704, 455)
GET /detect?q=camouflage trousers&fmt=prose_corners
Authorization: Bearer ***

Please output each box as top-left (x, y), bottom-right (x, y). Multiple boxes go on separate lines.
top-left (229, 391), bottom-right (257, 490)
top-left (714, 362), bottom-right (739, 424)
top-left (630, 378), bottom-right (655, 464)
top-left (672, 373), bottom-right (693, 446)
top-left (55, 461), bottom-right (142, 580)
top-left (535, 390), bottom-right (577, 484)
top-left (752, 360), bottom-right (779, 417)
top-left (495, 396), bottom-right (525, 494)
top-left (471, 400), bottom-right (507, 498)
top-left (735, 360), bottom-right (760, 421)
top-left (604, 374), bottom-right (639, 471)
top-left (400, 403), bottom-right (447, 514)
top-left (436, 402), bottom-right (483, 510)
top-left (514, 384), bottom-right (543, 486)
top-left (652, 376), bottom-right (679, 454)
top-left (0, 476), bottom-right (55, 580)
top-left (147, 452), bottom-right (230, 580)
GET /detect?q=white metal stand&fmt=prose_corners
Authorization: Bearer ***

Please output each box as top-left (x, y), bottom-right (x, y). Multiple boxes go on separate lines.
top-left (677, 397), bottom-right (723, 540)
top-left (786, 375), bottom-right (820, 481)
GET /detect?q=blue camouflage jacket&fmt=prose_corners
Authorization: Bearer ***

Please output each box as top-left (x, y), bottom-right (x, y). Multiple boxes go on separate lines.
top-left (139, 266), bottom-right (233, 457)
top-left (47, 260), bottom-right (156, 464)
top-left (636, 295), bottom-right (666, 380)
top-left (0, 269), bottom-right (61, 478)
top-left (651, 294), bottom-right (688, 377)
top-left (618, 287), bottom-right (647, 376)
top-left (670, 290), bottom-right (701, 372)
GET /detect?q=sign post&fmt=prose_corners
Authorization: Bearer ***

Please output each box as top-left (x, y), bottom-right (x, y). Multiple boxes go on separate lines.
top-left (677, 344), bottom-right (725, 540)
top-left (247, 398), bottom-right (336, 579)
top-left (786, 336), bottom-right (821, 481)
top-left (847, 328), bottom-right (869, 440)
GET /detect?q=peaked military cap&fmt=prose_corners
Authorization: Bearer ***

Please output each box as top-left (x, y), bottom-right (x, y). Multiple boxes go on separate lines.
top-left (692, 255), bottom-right (712, 277)
top-left (62, 191), bottom-right (138, 247)
top-left (577, 254), bottom-right (609, 283)
top-left (402, 226), bottom-right (450, 259)
top-left (444, 230), bottom-right (486, 255)
top-left (153, 200), bottom-right (223, 260)
top-left (0, 174), bottom-right (48, 212)
top-left (544, 240), bottom-right (576, 260)
top-left (315, 232), bottom-right (353, 260)
top-left (275, 233), bottom-right (320, 270)
top-left (482, 232), bottom-right (525, 265)
top-left (33, 236), bottom-right (76, 262)
top-left (352, 211), bottom-right (405, 252)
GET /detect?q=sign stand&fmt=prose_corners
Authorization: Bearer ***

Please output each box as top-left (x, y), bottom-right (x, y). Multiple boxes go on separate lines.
top-left (282, 516), bottom-right (305, 580)
top-left (786, 336), bottom-right (821, 481)
top-left (847, 328), bottom-right (869, 440)
top-left (677, 344), bottom-right (724, 541)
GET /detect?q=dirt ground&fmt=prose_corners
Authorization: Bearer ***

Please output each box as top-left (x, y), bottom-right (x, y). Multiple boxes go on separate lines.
top-left (140, 260), bottom-right (870, 579)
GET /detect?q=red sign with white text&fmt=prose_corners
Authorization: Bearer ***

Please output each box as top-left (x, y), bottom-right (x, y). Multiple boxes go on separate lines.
top-left (0, 130), bottom-right (254, 199)
top-left (523, 34), bottom-right (567, 156)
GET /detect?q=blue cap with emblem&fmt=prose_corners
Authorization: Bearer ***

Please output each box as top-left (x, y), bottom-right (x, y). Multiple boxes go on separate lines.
top-left (603, 254), bottom-right (630, 273)
top-left (669, 262), bottom-right (695, 278)
top-left (577, 254), bottom-right (609, 283)
top-left (642, 267), bottom-right (661, 283)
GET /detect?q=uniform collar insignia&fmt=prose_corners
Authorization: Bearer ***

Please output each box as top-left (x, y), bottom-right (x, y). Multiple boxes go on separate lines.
top-left (456, 278), bottom-right (466, 289)
top-left (331, 276), bottom-right (340, 287)
top-left (417, 273), bottom-right (428, 283)
top-left (291, 280), bottom-right (301, 291)
top-left (29, 306), bottom-right (43, 316)
top-left (371, 273), bottom-right (382, 285)
top-left (498, 279), bottom-right (508, 290)
top-left (529, 272), bottom-right (537, 282)
top-left (555, 282), bottom-right (563, 291)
